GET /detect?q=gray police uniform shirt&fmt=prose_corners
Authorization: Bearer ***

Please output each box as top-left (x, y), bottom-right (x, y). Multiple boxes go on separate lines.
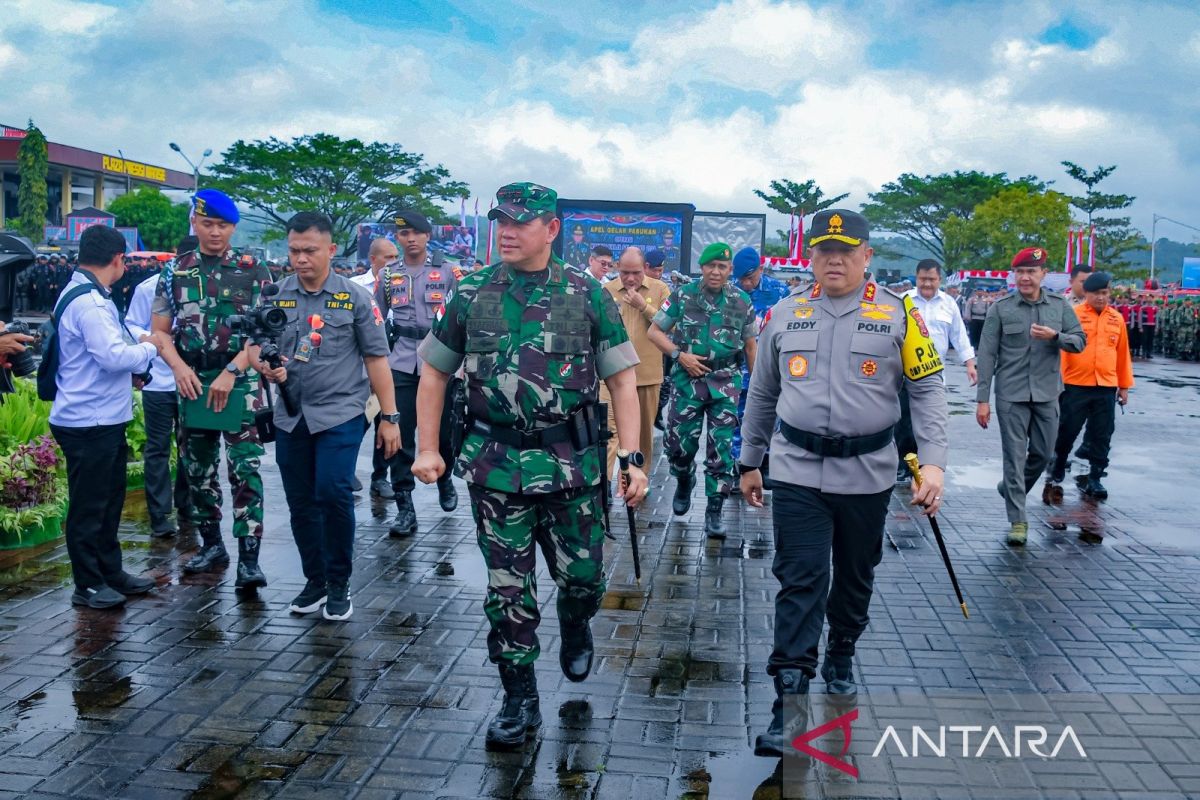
top-left (740, 279), bottom-right (949, 495)
top-left (270, 271), bottom-right (389, 434)
top-left (374, 254), bottom-right (460, 375)
top-left (975, 291), bottom-right (1086, 404)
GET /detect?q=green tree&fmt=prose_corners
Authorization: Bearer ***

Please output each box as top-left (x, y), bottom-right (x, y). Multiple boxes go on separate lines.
top-left (15, 121), bottom-right (48, 241)
top-left (205, 134), bottom-right (469, 250)
top-left (1061, 161), bottom-right (1143, 273)
top-left (943, 187), bottom-right (1072, 271)
top-left (754, 179), bottom-right (848, 218)
top-left (106, 186), bottom-right (191, 251)
top-left (861, 171), bottom-right (1046, 268)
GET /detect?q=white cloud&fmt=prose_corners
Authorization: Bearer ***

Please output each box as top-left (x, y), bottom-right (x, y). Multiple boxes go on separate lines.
top-left (0, 0), bottom-right (1195, 239)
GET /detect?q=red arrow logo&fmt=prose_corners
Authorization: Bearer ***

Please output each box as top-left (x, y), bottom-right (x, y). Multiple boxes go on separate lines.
top-left (792, 708), bottom-right (859, 778)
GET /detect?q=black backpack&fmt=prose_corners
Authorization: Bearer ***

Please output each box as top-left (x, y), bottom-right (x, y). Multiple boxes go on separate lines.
top-left (36, 285), bottom-right (98, 402)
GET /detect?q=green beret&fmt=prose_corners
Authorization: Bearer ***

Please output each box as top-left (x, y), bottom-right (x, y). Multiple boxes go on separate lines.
top-left (699, 242), bottom-right (733, 265)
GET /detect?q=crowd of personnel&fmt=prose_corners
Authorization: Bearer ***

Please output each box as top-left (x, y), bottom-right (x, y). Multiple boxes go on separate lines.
top-left (0, 183), bottom-right (1191, 765)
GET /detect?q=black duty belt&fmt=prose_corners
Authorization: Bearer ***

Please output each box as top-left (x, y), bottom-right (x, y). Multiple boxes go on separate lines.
top-left (469, 405), bottom-right (600, 451)
top-left (390, 323), bottom-right (431, 340)
top-left (181, 351), bottom-right (233, 371)
top-left (779, 421), bottom-right (895, 459)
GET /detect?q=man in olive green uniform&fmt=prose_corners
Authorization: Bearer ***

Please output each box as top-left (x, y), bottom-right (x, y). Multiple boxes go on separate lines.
top-left (411, 183), bottom-right (649, 751)
top-left (975, 247), bottom-right (1085, 545)
top-left (648, 242), bottom-right (757, 538)
top-left (152, 189), bottom-right (272, 590)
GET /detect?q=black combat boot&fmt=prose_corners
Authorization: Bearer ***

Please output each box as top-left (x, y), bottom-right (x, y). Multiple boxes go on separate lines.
top-left (672, 469), bottom-right (694, 516)
top-left (234, 536), bottom-right (268, 590)
top-left (754, 669), bottom-right (809, 758)
top-left (820, 633), bottom-right (858, 698)
top-left (1083, 465), bottom-right (1108, 500)
top-left (485, 663), bottom-right (541, 750)
top-left (183, 523), bottom-right (229, 574)
top-left (437, 477), bottom-right (458, 512)
top-left (704, 495), bottom-right (726, 539)
top-left (559, 621), bottom-right (594, 682)
top-left (389, 491), bottom-right (417, 538)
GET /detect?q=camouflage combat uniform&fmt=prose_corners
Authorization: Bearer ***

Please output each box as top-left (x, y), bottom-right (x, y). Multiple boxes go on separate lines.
top-left (418, 256), bottom-right (637, 665)
top-left (152, 250), bottom-right (271, 539)
top-left (655, 281), bottom-right (756, 498)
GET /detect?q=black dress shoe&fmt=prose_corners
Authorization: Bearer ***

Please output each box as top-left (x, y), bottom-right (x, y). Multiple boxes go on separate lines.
top-left (438, 479), bottom-right (458, 512)
top-left (559, 623), bottom-right (594, 682)
top-left (71, 586), bottom-right (126, 609)
top-left (109, 572), bottom-right (155, 595)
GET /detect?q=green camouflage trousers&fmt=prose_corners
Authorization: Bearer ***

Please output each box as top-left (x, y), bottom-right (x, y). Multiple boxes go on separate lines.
top-left (665, 370), bottom-right (740, 497)
top-left (468, 482), bottom-right (606, 666)
top-left (179, 375), bottom-right (265, 538)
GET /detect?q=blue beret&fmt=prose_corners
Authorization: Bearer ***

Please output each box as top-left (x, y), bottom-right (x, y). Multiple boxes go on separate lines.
top-left (732, 247), bottom-right (761, 279)
top-left (645, 249), bottom-right (666, 268)
top-left (192, 189), bottom-right (239, 224)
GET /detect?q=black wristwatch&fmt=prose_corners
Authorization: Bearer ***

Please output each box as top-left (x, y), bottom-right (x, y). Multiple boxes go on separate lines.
top-left (738, 464), bottom-right (760, 474)
top-left (380, 412), bottom-right (401, 424)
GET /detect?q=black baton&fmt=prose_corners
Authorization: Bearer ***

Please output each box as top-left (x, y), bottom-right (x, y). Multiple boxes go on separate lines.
top-left (905, 453), bottom-right (969, 619)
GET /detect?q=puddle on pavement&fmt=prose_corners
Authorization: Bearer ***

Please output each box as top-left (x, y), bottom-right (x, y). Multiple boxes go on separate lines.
top-left (0, 686), bottom-right (76, 733)
top-left (432, 550), bottom-right (489, 585)
top-left (188, 754), bottom-right (294, 799)
top-left (676, 749), bottom-right (792, 799)
top-left (600, 589), bottom-right (646, 611)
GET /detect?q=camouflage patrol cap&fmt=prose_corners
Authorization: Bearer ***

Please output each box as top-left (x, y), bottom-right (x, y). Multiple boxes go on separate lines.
top-left (487, 182), bottom-right (557, 223)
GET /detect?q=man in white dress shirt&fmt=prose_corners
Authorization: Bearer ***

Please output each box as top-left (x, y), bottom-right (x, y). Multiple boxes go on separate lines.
top-left (894, 259), bottom-right (976, 481)
top-left (49, 225), bottom-right (170, 609)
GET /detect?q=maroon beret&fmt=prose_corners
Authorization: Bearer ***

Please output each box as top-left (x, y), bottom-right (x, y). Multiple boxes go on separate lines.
top-left (1011, 246), bottom-right (1047, 268)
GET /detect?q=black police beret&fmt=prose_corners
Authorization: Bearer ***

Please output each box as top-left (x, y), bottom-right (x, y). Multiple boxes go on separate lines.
top-left (395, 210), bottom-right (432, 234)
top-left (1083, 271), bottom-right (1111, 292)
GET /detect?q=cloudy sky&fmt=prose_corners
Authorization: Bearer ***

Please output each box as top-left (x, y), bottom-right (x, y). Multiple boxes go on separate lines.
top-left (2, 0), bottom-right (1197, 238)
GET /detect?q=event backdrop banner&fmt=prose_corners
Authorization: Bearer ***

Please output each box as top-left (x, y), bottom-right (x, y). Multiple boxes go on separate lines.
top-left (356, 223), bottom-right (477, 263)
top-left (690, 212), bottom-right (766, 269)
top-left (556, 200), bottom-right (694, 274)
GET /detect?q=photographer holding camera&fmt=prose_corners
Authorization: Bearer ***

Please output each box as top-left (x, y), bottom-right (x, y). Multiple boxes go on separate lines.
top-left (259, 212), bottom-right (399, 621)
top-left (150, 190), bottom-right (273, 591)
top-left (0, 322), bottom-right (36, 374)
top-left (48, 225), bottom-right (170, 609)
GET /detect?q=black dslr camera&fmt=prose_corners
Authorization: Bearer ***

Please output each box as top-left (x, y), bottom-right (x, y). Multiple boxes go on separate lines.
top-left (227, 285), bottom-right (299, 440)
top-left (1, 321), bottom-right (37, 378)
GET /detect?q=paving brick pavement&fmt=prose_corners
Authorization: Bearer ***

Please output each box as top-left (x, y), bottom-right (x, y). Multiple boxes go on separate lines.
top-left (1, 357), bottom-right (1199, 799)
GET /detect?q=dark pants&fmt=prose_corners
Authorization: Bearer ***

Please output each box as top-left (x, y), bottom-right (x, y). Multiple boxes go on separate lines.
top-left (1140, 325), bottom-right (1155, 357)
top-left (968, 319), bottom-right (985, 349)
top-left (1127, 325), bottom-right (1140, 357)
top-left (51, 423), bottom-right (129, 591)
top-left (142, 390), bottom-right (190, 532)
top-left (895, 384), bottom-right (917, 471)
top-left (276, 415), bottom-right (364, 587)
top-left (1054, 385), bottom-right (1117, 474)
top-left (767, 482), bottom-right (890, 678)
top-left (371, 371), bottom-right (454, 492)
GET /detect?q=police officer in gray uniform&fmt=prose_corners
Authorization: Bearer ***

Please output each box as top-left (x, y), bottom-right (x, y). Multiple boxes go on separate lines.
top-left (372, 211), bottom-right (461, 537)
top-left (739, 210), bottom-right (949, 758)
top-left (260, 212), bottom-right (400, 621)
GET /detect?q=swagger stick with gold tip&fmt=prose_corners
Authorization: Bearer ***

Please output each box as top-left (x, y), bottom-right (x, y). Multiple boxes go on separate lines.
top-left (905, 453), bottom-right (969, 619)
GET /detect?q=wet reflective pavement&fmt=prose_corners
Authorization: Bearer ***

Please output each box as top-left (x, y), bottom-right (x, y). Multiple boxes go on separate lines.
top-left (2, 357), bottom-right (1200, 799)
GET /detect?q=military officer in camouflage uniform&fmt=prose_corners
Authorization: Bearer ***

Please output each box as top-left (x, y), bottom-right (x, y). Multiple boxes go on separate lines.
top-left (371, 210), bottom-right (460, 537)
top-left (648, 242), bottom-right (757, 539)
top-left (740, 210), bottom-right (948, 758)
top-left (152, 189), bottom-right (271, 590)
top-left (563, 224), bottom-right (591, 268)
top-left (412, 182), bottom-right (648, 751)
